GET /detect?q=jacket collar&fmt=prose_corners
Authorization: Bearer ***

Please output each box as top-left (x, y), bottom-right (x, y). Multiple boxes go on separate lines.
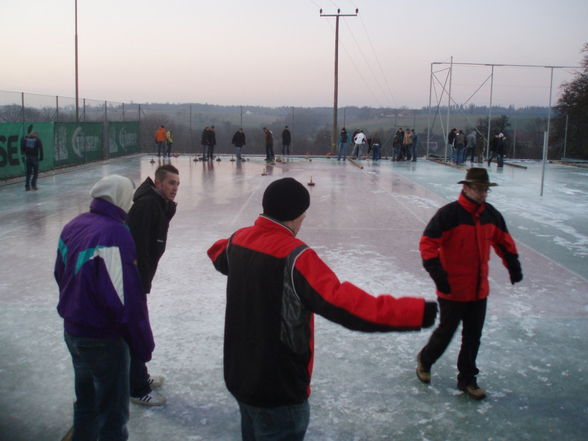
top-left (458, 191), bottom-right (485, 216)
top-left (256, 215), bottom-right (295, 236)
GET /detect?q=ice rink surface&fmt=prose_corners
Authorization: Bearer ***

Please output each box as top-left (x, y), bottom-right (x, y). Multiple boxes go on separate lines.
top-left (1, 154), bottom-right (587, 441)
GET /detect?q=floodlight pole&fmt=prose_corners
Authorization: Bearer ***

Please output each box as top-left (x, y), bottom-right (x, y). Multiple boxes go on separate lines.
top-left (485, 65), bottom-right (494, 161)
top-left (75, 0), bottom-right (79, 122)
top-left (320, 8), bottom-right (358, 153)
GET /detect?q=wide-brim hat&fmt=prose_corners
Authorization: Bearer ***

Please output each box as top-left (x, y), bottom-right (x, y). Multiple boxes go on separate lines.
top-left (457, 168), bottom-right (497, 186)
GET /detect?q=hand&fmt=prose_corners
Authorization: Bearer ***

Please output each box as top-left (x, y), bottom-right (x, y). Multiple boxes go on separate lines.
top-left (422, 302), bottom-right (438, 328)
top-left (509, 268), bottom-right (523, 285)
top-left (433, 277), bottom-right (451, 294)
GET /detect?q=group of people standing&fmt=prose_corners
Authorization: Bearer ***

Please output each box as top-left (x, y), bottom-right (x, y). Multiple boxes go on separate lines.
top-left (392, 128), bottom-right (418, 162)
top-left (447, 128), bottom-right (487, 165)
top-left (336, 127), bottom-right (419, 162)
top-left (55, 162), bottom-right (522, 441)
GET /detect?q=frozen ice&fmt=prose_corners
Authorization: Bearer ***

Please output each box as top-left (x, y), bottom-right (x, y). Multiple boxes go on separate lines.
top-left (0, 155), bottom-right (586, 440)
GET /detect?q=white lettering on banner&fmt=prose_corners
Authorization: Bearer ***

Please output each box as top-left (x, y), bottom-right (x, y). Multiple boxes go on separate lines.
top-left (72, 127), bottom-right (100, 158)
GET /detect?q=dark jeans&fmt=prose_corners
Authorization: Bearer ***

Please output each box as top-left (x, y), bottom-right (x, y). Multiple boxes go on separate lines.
top-left (282, 144), bottom-right (290, 156)
top-left (419, 298), bottom-right (487, 384)
top-left (166, 142), bottom-right (172, 156)
top-left (265, 145), bottom-right (275, 161)
top-left (130, 355), bottom-right (151, 397)
top-left (157, 141), bottom-right (165, 157)
top-left (488, 152), bottom-right (504, 167)
top-left (25, 156), bottom-right (39, 189)
top-left (238, 400), bottom-right (310, 441)
top-left (64, 332), bottom-right (130, 441)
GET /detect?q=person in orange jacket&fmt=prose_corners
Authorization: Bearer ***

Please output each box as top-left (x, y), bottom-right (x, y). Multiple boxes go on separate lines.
top-left (416, 168), bottom-right (522, 400)
top-left (154, 125), bottom-right (167, 157)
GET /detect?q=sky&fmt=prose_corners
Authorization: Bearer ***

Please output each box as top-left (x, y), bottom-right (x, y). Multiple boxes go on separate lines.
top-left (2, 0), bottom-right (587, 108)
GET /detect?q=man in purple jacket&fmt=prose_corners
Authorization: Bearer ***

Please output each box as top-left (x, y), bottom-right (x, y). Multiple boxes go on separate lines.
top-left (55, 175), bottom-right (154, 441)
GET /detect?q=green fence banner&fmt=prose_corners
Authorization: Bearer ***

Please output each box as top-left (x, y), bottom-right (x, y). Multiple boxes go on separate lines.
top-left (0, 122), bottom-right (55, 179)
top-left (54, 122), bottom-right (104, 166)
top-left (108, 122), bottom-right (139, 157)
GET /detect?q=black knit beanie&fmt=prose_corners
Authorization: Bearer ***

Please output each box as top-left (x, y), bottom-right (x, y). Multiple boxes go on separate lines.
top-left (262, 178), bottom-right (310, 222)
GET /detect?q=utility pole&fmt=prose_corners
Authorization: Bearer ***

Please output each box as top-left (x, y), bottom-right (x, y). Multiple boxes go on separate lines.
top-left (320, 8), bottom-right (358, 153)
top-left (75, 0), bottom-right (79, 122)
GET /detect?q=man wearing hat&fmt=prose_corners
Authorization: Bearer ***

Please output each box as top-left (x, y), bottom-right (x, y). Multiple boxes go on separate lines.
top-left (208, 177), bottom-right (438, 441)
top-left (416, 168), bottom-right (522, 399)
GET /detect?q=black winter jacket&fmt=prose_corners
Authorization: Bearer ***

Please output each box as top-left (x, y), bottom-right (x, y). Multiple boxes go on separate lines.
top-left (127, 177), bottom-right (176, 293)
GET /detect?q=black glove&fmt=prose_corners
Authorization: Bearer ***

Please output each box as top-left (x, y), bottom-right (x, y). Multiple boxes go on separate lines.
top-left (507, 256), bottom-right (523, 285)
top-left (509, 267), bottom-right (523, 284)
top-left (430, 268), bottom-right (451, 294)
top-left (422, 302), bottom-right (438, 328)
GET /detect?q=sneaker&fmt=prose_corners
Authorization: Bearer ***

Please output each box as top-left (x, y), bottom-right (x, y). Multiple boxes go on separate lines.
top-left (416, 356), bottom-right (431, 384)
top-left (130, 390), bottom-right (167, 406)
top-left (458, 380), bottom-right (486, 400)
top-left (147, 375), bottom-right (165, 389)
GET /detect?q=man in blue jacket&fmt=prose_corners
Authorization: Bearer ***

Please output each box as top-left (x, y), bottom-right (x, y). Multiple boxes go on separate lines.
top-left (55, 175), bottom-right (154, 441)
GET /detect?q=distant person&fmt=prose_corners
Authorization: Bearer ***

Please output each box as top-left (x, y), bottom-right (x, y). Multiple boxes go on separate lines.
top-left (232, 128), bottom-right (246, 161)
top-left (416, 168), bottom-right (522, 400)
top-left (488, 132), bottom-right (506, 168)
top-left (281, 125), bottom-right (292, 158)
top-left (55, 175), bottom-right (154, 440)
top-left (392, 128), bottom-right (404, 161)
top-left (263, 127), bottom-right (275, 162)
top-left (402, 128), bottom-right (413, 161)
top-left (352, 130), bottom-right (367, 159)
top-left (337, 127), bottom-right (349, 161)
top-left (166, 128), bottom-right (174, 157)
top-left (411, 129), bottom-right (419, 162)
top-left (371, 137), bottom-right (382, 161)
top-left (200, 126), bottom-right (208, 160)
top-left (454, 130), bottom-right (466, 165)
top-left (155, 125), bottom-right (167, 157)
top-left (466, 130), bottom-right (477, 163)
top-left (208, 177), bottom-right (437, 441)
top-left (126, 164), bottom-right (180, 406)
top-left (20, 131), bottom-right (44, 191)
top-left (207, 126), bottom-right (217, 161)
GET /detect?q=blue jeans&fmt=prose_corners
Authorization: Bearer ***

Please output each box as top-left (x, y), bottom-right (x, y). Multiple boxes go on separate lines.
top-left (64, 332), bottom-right (130, 441)
top-left (337, 142), bottom-right (347, 160)
top-left (238, 400), bottom-right (310, 441)
top-left (235, 146), bottom-right (243, 160)
top-left (157, 141), bottom-right (165, 157)
top-left (372, 145), bottom-right (381, 160)
top-left (282, 144), bottom-right (290, 156)
top-left (25, 156), bottom-right (39, 189)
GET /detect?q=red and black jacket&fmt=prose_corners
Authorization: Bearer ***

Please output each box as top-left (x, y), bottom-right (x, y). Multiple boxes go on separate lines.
top-left (208, 215), bottom-right (428, 408)
top-left (419, 192), bottom-right (521, 302)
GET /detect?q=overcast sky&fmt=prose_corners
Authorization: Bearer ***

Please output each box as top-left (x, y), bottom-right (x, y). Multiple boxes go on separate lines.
top-left (2, 0), bottom-right (586, 108)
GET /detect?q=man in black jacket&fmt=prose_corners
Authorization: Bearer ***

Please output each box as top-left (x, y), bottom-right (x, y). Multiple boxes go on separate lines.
top-left (21, 131), bottom-right (44, 191)
top-left (126, 164), bottom-right (179, 406)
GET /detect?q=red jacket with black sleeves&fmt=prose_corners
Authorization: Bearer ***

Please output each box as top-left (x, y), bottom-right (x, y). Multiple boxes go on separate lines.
top-left (208, 215), bottom-right (431, 408)
top-left (419, 192), bottom-right (521, 302)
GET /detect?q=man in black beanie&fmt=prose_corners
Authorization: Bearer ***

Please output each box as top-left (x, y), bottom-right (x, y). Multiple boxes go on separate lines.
top-left (208, 177), bottom-right (437, 441)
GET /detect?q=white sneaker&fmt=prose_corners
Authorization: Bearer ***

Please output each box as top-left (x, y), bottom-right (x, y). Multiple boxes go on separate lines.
top-left (147, 375), bottom-right (165, 389)
top-left (131, 390), bottom-right (167, 406)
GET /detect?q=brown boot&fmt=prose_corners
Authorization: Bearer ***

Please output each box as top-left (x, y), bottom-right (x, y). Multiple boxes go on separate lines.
top-left (416, 356), bottom-right (431, 384)
top-left (458, 380), bottom-right (486, 400)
